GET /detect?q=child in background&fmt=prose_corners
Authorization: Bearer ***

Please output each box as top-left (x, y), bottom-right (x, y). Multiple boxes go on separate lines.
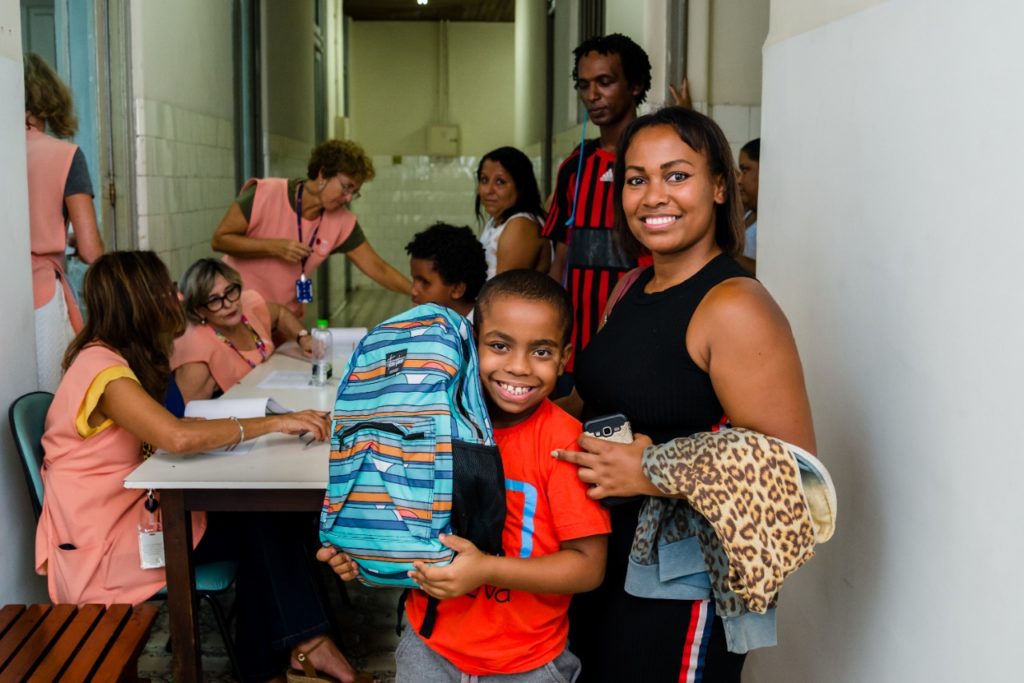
top-left (405, 222), bottom-right (487, 318)
top-left (319, 269), bottom-right (610, 681)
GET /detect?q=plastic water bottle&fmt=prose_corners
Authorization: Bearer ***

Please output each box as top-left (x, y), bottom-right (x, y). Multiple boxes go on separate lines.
top-left (311, 320), bottom-right (333, 386)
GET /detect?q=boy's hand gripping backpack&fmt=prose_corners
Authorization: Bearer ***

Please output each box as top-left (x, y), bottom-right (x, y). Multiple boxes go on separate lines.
top-left (320, 304), bottom-right (505, 600)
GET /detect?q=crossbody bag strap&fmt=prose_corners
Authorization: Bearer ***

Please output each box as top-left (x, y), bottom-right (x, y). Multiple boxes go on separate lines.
top-left (601, 266), bottom-right (648, 326)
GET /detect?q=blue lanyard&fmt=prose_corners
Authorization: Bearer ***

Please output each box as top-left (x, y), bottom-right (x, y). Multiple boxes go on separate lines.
top-left (565, 111), bottom-right (589, 227)
top-left (295, 182), bottom-right (323, 273)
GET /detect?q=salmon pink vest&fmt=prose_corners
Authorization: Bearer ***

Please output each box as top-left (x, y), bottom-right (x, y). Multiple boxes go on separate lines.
top-left (223, 177), bottom-right (356, 316)
top-left (26, 127), bottom-right (83, 330)
top-left (35, 345), bottom-right (206, 605)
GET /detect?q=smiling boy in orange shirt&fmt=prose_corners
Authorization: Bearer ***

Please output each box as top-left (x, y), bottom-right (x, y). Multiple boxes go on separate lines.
top-left (320, 269), bottom-right (610, 681)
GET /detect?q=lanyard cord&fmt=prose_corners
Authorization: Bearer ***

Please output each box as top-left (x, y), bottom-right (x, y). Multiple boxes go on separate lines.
top-left (295, 182), bottom-right (323, 275)
top-left (564, 111), bottom-right (589, 227)
top-left (211, 314), bottom-right (269, 369)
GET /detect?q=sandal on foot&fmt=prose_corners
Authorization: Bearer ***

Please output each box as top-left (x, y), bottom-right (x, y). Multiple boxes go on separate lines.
top-left (286, 638), bottom-right (380, 683)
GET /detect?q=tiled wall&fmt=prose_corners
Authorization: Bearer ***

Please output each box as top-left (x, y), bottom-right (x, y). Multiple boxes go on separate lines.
top-left (330, 154), bottom-right (482, 306)
top-left (707, 102), bottom-right (762, 159)
top-left (133, 98), bottom-right (235, 280)
top-left (266, 134), bottom-right (312, 179)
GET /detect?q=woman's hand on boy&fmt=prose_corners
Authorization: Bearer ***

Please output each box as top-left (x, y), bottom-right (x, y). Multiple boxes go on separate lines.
top-left (408, 533), bottom-right (493, 599)
top-left (316, 545), bottom-right (360, 581)
top-left (553, 433), bottom-right (662, 499)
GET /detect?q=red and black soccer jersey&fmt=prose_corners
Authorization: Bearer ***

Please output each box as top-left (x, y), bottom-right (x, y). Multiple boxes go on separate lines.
top-left (543, 140), bottom-right (636, 371)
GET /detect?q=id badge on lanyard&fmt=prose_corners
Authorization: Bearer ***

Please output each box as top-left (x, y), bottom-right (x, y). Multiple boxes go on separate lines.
top-left (138, 490), bottom-right (165, 570)
top-left (296, 273), bottom-right (313, 303)
top-left (295, 183), bottom-right (320, 304)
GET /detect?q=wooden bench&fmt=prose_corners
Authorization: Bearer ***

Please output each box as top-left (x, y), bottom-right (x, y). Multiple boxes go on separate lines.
top-left (0, 603), bottom-right (158, 682)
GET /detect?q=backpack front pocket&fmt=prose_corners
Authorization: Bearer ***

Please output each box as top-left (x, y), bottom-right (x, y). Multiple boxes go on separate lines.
top-left (322, 417), bottom-right (439, 540)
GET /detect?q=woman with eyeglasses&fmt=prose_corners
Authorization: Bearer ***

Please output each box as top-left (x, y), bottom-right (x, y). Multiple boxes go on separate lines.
top-left (172, 259), bottom-right (311, 402)
top-left (211, 139), bottom-right (412, 317)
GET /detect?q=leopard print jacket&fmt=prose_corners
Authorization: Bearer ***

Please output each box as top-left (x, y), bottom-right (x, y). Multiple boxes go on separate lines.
top-left (633, 428), bottom-right (826, 616)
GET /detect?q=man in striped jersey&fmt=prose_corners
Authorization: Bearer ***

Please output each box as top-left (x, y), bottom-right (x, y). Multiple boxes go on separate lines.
top-left (543, 34), bottom-right (651, 391)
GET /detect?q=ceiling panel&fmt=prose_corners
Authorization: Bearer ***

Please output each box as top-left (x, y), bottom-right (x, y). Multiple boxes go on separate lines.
top-left (344, 0), bottom-right (514, 23)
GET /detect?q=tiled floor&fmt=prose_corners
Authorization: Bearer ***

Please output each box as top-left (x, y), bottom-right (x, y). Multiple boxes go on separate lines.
top-left (140, 287), bottom-right (411, 682)
top-left (138, 578), bottom-right (403, 682)
top-left (332, 286), bottom-right (413, 329)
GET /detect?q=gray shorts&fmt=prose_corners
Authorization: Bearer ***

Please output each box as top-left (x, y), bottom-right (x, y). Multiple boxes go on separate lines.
top-left (395, 625), bottom-right (581, 683)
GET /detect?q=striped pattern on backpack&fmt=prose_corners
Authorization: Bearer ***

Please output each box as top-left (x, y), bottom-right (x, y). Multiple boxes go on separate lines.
top-left (319, 304), bottom-right (505, 589)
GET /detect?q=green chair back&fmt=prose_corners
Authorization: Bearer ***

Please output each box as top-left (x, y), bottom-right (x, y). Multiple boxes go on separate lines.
top-left (8, 391), bottom-right (53, 520)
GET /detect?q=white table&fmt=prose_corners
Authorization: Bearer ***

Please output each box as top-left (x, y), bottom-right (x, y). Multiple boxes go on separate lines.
top-left (124, 346), bottom-right (346, 682)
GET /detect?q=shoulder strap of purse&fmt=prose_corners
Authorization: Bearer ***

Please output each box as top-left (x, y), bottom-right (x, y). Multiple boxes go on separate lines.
top-left (602, 266), bottom-right (647, 325)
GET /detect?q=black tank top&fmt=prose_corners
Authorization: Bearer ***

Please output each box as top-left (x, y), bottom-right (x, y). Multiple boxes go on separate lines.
top-left (576, 253), bottom-right (754, 444)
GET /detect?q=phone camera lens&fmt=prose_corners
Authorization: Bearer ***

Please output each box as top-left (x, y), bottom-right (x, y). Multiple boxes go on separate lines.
top-left (602, 426), bottom-right (613, 436)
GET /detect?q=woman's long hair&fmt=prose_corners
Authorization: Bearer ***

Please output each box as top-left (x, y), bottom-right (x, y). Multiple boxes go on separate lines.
top-left (23, 52), bottom-right (77, 138)
top-left (474, 146), bottom-right (546, 225)
top-left (612, 106), bottom-right (745, 258)
top-left (63, 251), bottom-right (185, 400)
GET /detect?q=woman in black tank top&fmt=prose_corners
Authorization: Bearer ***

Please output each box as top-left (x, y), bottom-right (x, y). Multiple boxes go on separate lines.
top-left (555, 108), bottom-right (816, 683)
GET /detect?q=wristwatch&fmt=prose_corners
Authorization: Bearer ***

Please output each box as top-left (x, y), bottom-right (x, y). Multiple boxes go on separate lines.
top-left (296, 329), bottom-right (310, 344)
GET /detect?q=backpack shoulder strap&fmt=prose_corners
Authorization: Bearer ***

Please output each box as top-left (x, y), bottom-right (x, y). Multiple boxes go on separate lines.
top-left (601, 266), bottom-right (647, 327)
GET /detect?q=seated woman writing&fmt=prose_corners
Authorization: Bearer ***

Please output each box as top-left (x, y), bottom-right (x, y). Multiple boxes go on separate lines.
top-left (36, 251), bottom-right (370, 683)
top-left (172, 258), bottom-right (312, 403)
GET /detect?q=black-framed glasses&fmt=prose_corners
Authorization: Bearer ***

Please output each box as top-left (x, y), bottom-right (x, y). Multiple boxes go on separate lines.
top-left (204, 284), bottom-right (242, 311)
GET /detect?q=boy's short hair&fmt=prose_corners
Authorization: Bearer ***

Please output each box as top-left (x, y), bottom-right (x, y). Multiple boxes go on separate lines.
top-left (741, 138), bottom-right (761, 162)
top-left (475, 270), bottom-right (574, 346)
top-left (572, 33), bottom-right (652, 105)
top-left (405, 222), bottom-right (488, 302)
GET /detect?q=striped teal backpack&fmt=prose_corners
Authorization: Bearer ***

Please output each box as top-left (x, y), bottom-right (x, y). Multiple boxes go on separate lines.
top-left (319, 304), bottom-right (505, 599)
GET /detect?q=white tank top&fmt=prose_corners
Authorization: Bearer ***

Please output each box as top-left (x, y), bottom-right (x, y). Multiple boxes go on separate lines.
top-left (479, 211), bottom-right (541, 279)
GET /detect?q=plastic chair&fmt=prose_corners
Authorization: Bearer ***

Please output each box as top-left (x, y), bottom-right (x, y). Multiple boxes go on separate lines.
top-left (8, 390), bottom-right (241, 679)
top-left (8, 391), bottom-right (51, 520)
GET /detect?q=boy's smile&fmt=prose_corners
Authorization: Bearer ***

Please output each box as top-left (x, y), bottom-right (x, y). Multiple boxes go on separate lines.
top-left (476, 295), bottom-right (570, 429)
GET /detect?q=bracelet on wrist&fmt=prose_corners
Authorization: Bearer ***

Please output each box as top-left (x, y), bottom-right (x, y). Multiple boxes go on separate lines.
top-left (227, 415), bottom-right (244, 447)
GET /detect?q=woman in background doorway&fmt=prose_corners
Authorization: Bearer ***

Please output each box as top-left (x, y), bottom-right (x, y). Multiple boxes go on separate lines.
top-left (737, 138), bottom-right (760, 274)
top-left (212, 139), bottom-right (411, 318)
top-left (24, 52), bottom-right (104, 391)
top-left (476, 146), bottom-right (551, 279)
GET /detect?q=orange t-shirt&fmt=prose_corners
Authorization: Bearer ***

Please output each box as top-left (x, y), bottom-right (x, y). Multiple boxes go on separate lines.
top-left (404, 400), bottom-right (611, 675)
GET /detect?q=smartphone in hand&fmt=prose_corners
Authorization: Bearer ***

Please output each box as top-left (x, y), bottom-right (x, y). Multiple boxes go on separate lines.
top-left (583, 413), bottom-right (634, 444)
top-left (582, 414), bottom-right (640, 507)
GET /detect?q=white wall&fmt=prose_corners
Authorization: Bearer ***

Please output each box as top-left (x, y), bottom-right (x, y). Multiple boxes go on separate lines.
top-left (514, 0), bottom-right (546, 149)
top-left (0, 2), bottom-right (48, 604)
top-left (348, 21), bottom-right (515, 158)
top-left (262, 0), bottom-right (316, 177)
top-left (131, 0), bottom-right (236, 281)
top-left (688, 0), bottom-right (768, 154)
top-left (606, 0), bottom-right (668, 109)
top-left (749, 1), bottom-right (1024, 680)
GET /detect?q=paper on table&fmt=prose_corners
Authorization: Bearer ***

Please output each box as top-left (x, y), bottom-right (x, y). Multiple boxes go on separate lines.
top-left (184, 397), bottom-right (291, 419)
top-left (257, 371), bottom-right (317, 390)
top-left (183, 397), bottom-right (293, 454)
